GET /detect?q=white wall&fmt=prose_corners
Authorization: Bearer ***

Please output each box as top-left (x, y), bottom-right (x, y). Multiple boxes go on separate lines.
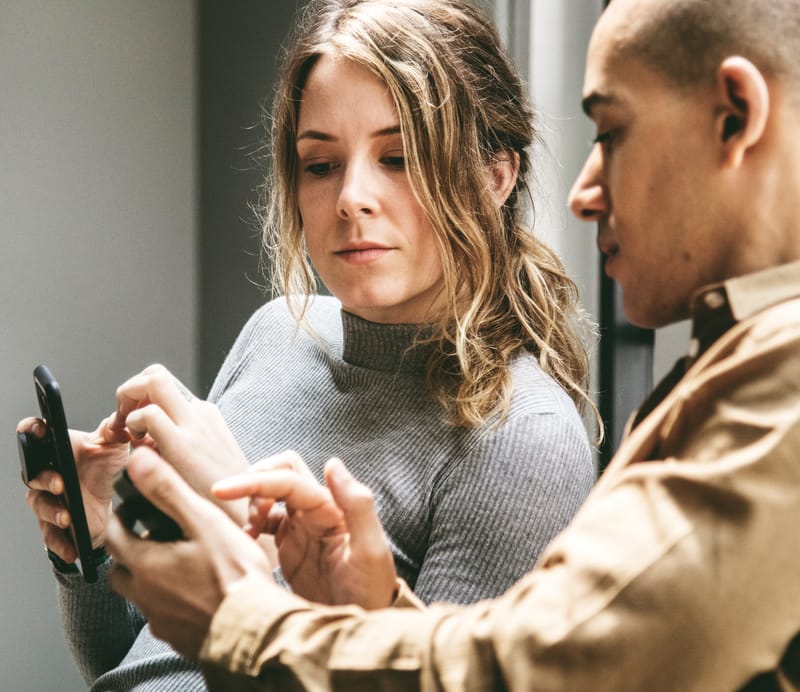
top-left (495, 0), bottom-right (690, 406)
top-left (526, 0), bottom-right (604, 323)
top-left (492, 0), bottom-right (604, 445)
top-left (491, 0), bottom-right (601, 311)
top-left (0, 2), bottom-right (196, 689)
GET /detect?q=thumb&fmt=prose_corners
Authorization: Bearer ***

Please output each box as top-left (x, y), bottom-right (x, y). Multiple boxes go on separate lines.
top-left (124, 447), bottom-right (218, 539)
top-left (324, 458), bottom-right (387, 554)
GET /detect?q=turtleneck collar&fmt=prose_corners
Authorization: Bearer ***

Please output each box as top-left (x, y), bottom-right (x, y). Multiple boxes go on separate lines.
top-left (340, 309), bottom-right (435, 373)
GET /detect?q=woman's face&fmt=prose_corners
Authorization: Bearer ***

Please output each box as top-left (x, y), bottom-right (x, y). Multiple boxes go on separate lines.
top-left (295, 54), bottom-right (445, 324)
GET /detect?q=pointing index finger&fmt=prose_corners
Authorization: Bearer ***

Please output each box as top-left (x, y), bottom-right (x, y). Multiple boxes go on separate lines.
top-left (116, 365), bottom-right (196, 425)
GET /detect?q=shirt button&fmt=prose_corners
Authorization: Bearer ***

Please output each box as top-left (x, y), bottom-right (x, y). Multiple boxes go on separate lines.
top-left (703, 290), bottom-right (726, 310)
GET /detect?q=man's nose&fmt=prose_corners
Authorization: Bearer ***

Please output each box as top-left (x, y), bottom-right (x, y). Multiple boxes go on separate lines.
top-left (568, 147), bottom-right (607, 222)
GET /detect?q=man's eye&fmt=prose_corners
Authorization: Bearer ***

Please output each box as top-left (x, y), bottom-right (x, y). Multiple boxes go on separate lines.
top-left (592, 131), bottom-right (614, 153)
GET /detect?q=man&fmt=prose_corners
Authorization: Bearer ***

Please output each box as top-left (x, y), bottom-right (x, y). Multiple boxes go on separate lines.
top-left (105, 0), bottom-right (800, 688)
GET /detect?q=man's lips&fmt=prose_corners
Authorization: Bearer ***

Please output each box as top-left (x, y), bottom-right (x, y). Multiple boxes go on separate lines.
top-left (596, 235), bottom-right (619, 258)
top-left (597, 236), bottom-right (620, 277)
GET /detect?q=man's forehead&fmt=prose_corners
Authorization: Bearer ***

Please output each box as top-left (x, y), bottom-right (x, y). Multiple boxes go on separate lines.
top-left (581, 30), bottom-right (623, 112)
top-left (582, 50), bottom-right (678, 120)
top-left (600, 0), bottom-right (661, 30)
top-left (586, 0), bottom-right (656, 73)
top-left (581, 0), bottom-right (664, 111)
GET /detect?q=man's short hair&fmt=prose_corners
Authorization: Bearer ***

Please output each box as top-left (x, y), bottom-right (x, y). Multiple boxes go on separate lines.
top-left (617, 0), bottom-right (800, 93)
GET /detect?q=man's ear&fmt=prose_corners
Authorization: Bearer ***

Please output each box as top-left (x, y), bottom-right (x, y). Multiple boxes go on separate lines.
top-left (715, 56), bottom-right (769, 168)
top-left (488, 151), bottom-right (520, 206)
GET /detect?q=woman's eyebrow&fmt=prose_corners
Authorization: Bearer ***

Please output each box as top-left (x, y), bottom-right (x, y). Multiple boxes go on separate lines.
top-left (371, 125), bottom-right (401, 138)
top-left (297, 129), bottom-right (334, 142)
top-left (297, 124), bottom-right (401, 142)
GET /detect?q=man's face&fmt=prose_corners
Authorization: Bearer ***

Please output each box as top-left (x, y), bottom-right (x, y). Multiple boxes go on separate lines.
top-left (568, 3), bottom-right (737, 329)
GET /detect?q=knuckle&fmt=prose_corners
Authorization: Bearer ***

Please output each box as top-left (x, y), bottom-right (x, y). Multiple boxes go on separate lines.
top-left (28, 490), bottom-right (46, 515)
top-left (197, 400), bottom-right (217, 418)
top-left (24, 489), bottom-right (34, 507)
top-left (149, 475), bottom-right (172, 502)
top-left (284, 450), bottom-right (303, 467)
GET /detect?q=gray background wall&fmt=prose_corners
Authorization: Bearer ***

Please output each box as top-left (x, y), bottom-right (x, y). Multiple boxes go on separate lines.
top-left (0, 2), bottom-right (197, 689)
top-left (1, 2), bottom-right (302, 689)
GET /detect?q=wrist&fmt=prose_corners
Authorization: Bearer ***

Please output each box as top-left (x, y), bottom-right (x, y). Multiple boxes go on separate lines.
top-left (47, 545), bottom-right (110, 575)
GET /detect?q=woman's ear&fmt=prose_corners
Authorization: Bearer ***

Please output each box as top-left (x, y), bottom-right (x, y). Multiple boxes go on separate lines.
top-left (715, 56), bottom-right (769, 169)
top-left (488, 151), bottom-right (520, 206)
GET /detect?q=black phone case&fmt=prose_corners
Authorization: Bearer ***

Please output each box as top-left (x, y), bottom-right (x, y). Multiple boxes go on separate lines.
top-left (114, 468), bottom-right (183, 542)
top-left (18, 365), bottom-right (97, 582)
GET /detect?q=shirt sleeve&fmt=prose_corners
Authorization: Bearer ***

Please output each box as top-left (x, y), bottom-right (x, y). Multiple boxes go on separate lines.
top-left (391, 579), bottom-right (425, 609)
top-left (198, 310), bottom-right (800, 691)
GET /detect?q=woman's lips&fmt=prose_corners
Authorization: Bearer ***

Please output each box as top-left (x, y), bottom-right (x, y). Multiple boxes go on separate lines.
top-left (334, 247), bottom-right (394, 264)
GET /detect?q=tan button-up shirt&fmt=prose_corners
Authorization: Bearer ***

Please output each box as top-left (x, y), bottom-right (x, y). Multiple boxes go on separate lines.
top-left (200, 261), bottom-right (800, 691)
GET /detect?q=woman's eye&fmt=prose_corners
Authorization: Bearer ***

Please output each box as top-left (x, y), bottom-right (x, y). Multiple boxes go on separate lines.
top-left (381, 155), bottom-right (405, 170)
top-left (305, 161), bottom-right (334, 177)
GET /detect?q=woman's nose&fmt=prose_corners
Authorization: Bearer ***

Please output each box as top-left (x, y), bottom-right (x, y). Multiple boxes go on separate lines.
top-left (337, 160), bottom-right (379, 220)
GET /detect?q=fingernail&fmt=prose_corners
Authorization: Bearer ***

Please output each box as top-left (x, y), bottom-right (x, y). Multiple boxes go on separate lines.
top-left (56, 512), bottom-right (70, 528)
top-left (328, 458), bottom-right (348, 481)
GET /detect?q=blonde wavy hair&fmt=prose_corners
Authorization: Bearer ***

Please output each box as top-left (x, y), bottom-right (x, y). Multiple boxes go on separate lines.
top-left (263, 0), bottom-right (599, 432)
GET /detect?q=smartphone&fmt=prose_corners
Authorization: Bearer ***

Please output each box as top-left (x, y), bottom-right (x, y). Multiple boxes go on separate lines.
top-left (17, 365), bottom-right (97, 582)
top-left (114, 468), bottom-right (183, 542)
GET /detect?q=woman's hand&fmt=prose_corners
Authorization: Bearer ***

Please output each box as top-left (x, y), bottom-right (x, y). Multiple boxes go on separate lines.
top-left (213, 451), bottom-right (398, 609)
top-left (114, 364), bottom-right (251, 523)
top-left (21, 413), bottom-right (130, 560)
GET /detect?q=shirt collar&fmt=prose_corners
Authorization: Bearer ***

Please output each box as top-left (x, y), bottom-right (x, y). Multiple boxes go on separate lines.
top-left (689, 259), bottom-right (800, 360)
top-left (630, 260), bottom-right (800, 433)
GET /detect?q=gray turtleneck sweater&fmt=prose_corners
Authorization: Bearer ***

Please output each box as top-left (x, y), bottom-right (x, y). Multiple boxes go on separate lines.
top-left (56, 296), bottom-right (595, 691)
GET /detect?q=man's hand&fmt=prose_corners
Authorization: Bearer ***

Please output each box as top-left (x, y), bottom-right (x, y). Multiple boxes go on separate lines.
top-left (21, 413), bottom-right (129, 559)
top-left (105, 447), bottom-right (275, 659)
top-left (213, 451), bottom-right (398, 609)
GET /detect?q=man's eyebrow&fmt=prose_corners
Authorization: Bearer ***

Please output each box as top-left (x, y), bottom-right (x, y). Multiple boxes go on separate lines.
top-left (297, 124), bottom-right (401, 142)
top-left (581, 92), bottom-right (615, 117)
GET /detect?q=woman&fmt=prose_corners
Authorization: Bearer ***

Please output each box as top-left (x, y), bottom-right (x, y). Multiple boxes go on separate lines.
top-left (22, 0), bottom-right (597, 688)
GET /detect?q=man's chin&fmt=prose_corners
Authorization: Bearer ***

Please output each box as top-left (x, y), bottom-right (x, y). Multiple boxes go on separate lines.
top-left (620, 294), bottom-right (687, 331)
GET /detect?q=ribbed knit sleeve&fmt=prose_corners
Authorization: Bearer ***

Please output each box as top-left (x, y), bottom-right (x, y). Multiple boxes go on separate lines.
top-left (417, 411), bottom-right (594, 604)
top-left (56, 561), bottom-right (145, 684)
